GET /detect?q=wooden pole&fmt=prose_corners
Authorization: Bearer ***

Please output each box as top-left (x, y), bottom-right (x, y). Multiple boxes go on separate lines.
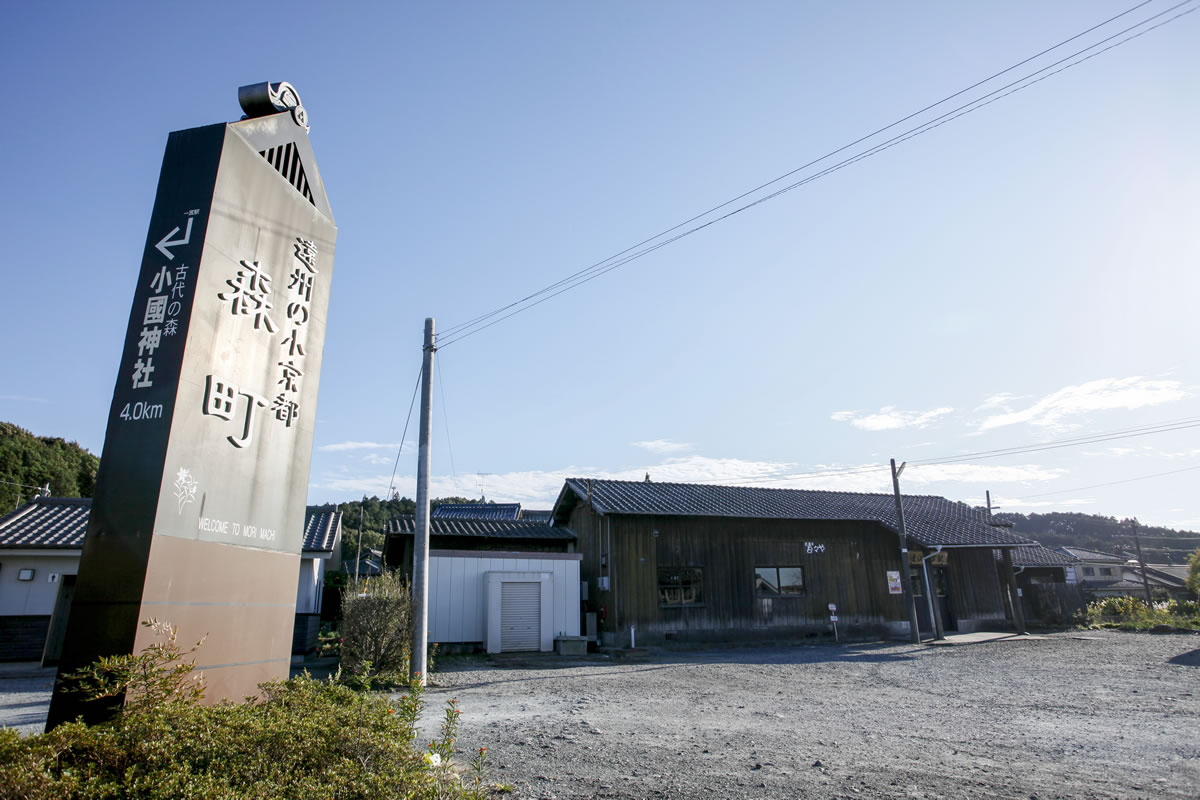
top-left (1131, 519), bottom-right (1153, 606)
top-left (891, 459), bottom-right (922, 644)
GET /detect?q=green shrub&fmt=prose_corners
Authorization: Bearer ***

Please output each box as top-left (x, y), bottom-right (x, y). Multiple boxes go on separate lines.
top-left (1084, 595), bottom-right (1200, 631)
top-left (340, 570), bottom-right (415, 676)
top-left (0, 622), bottom-right (489, 800)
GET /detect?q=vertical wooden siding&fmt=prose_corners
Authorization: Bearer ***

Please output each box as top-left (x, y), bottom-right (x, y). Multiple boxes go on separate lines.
top-left (570, 501), bottom-right (1010, 640)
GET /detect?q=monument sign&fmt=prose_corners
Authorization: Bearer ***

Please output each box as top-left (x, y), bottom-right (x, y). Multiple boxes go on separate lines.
top-left (48, 83), bottom-right (337, 727)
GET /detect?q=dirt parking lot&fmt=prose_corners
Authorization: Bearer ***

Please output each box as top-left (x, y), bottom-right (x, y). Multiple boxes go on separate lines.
top-left (420, 632), bottom-right (1199, 799)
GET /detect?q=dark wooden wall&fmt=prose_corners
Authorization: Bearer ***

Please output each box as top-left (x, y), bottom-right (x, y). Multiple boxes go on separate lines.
top-left (569, 501), bottom-right (1012, 643)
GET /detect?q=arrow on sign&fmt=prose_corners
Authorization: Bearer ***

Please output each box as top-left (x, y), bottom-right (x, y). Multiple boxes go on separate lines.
top-left (154, 216), bottom-right (194, 261)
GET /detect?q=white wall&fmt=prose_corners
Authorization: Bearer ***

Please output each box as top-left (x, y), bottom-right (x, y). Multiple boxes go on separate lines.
top-left (295, 556), bottom-right (326, 615)
top-left (0, 552), bottom-right (80, 616)
top-left (427, 551), bottom-right (581, 644)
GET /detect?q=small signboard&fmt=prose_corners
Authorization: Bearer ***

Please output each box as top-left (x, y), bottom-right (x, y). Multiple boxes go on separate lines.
top-left (887, 570), bottom-right (903, 595)
top-left (827, 603), bottom-right (837, 612)
top-left (829, 615), bottom-right (838, 622)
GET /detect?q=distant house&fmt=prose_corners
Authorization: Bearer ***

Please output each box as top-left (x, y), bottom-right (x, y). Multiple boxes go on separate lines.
top-left (0, 497), bottom-right (89, 663)
top-left (294, 505), bottom-right (343, 654)
top-left (1008, 545), bottom-right (1084, 624)
top-left (0, 496), bottom-right (341, 662)
top-left (1059, 547), bottom-right (1125, 586)
top-left (551, 478), bottom-right (1035, 646)
top-left (1058, 546), bottom-right (1192, 602)
top-left (384, 515), bottom-right (580, 653)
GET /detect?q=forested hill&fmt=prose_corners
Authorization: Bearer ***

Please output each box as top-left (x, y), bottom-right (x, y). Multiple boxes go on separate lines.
top-left (0, 422), bottom-right (100, 512)
top-left (994, 511), bottom-right (1200, 565)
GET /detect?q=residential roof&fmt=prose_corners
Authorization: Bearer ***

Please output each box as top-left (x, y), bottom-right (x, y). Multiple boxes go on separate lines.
top-left (1123, 565), bottom-right (1187, 588)
top-left (552, 478), bottom-right (1034, 548)
top-left (387, 515), bottom-right (575, 540)
top-left (303, 505), bottom-right (342, 553)
top-left (432, 503), bottom-right (522, 520)
top-left (0, 496), bottom-right (90, 548)
top-left (1059, 547), bottom-right (1127, 563)
top-left (1010, 544), bottom-right (1078, 568)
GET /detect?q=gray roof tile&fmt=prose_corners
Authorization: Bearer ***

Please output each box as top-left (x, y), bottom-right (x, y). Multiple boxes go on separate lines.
top-left (554, 478), bottom-right (1033, 548)
top-left (432, 503), bottom-right (522, 520)
top-left (387, 516), bottom-right (575, 540)
top-left (0, 497), bottom-right (91, 548)
top-left (303, 505), bottom-right (342, 553)
top-left (1010, 545), bottom-right (1078, 567)
top-left (1059, 547), bottom-right (1126, 563)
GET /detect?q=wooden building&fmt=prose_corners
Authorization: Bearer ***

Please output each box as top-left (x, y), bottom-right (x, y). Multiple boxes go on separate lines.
top-left (551, 478), bottom-right (1035, 645)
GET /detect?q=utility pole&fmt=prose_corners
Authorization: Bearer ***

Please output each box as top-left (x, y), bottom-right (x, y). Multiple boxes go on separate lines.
top-left (988, 491), bottom-right (1027, 635)
top-left (411, 318), bottom-right (436, 684)
top-left (354, 496), bottom-right (365, 583)
top-left (890, 459), bottom-right (922, 644)
top-left (1131, 518), bottom-right (1153, 606)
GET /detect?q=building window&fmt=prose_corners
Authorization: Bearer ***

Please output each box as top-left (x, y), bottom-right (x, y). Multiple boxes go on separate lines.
top-left (1099, 567), bottom-right (1113, 576)
top-left (1082, 567), bottom-right (1095, 576)
top-left (755, 566), bottom-right (805, 597)
top-left (658, 567), bottom-right (703, 606)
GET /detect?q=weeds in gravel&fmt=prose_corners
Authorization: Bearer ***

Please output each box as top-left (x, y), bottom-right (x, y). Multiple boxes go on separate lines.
top-left (1085, 596), bottom-right (1200, 631)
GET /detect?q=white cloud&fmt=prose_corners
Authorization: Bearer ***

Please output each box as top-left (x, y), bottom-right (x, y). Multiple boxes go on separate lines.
top-left (977, 377), bottom-right (1188, 432)
top-left (1081, 447), bottom-right (1137, 457)
top-left (362, 453), bottom-right (393, 466)
top-left (318, 441), bottom-right (405, 452)
top-left (632, 439), bottom-right (692, 454)
top-left (831, 406), bottom-right (954, 432)
top-left (974, 393), bottom-right (1024, 412)
top-left (904, 463), bottom-right (1065, 485)
top-left (994, 497), bottom-right (1097, 509)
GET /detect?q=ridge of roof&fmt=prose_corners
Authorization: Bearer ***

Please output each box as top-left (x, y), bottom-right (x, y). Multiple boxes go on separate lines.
top-left (554, 477), bottom-right (1033, 548)
top-left (387, 515), bottom-right (575, 540)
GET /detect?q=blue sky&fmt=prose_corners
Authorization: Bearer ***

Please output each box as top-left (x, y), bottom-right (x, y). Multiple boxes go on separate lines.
top-left (2, 1), bottom-right (1198, 528)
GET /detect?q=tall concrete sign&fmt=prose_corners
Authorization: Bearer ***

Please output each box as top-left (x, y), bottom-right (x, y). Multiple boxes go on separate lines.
top-left (48, 83), bottom-right (336, 728)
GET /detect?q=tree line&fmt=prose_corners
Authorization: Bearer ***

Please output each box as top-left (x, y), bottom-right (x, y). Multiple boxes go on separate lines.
top-left (0, 422), bottom-right (99, 513)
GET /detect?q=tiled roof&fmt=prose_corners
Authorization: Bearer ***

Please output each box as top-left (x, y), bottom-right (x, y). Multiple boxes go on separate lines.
top-left (303, 505), bottom-right (342, 553)
top-left (553, 478), bottom-right (1033, 548)
top-left (387, 515), bottom-right (575, 540)
top-left (1010, 545), bottom-right (1078, 567)
top-left (0, 497), bottom-right (91, 548)
top-left (520, 509), bottom-right (553, 523)
top-left (1059, 547), bottom-right (1127, 563)
top-left (432, 503), bottom-right (522, 520)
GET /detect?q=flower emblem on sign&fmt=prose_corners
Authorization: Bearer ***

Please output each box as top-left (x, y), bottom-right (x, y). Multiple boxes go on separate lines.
top-left (173, 467), bottom-right (198, 513)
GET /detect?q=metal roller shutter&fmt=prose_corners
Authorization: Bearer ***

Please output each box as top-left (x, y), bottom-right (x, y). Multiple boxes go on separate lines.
top-left (500, 582), bottom-right (540, 652)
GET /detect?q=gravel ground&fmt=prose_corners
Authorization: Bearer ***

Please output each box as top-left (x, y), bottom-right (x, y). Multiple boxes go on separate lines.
top-left (0, 673), bottom-right (55, 738)
top-left (418, 632), bottom-right (1200, 799)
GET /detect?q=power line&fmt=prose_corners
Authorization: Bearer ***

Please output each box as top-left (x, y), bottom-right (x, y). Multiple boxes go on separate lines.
top-left (435, 0), bottom-right (1162, 341)
top-left (436, 353), bottom-right (461, 496)
top-left (386, 364), bottom-right (424, 501)
top-left (1005, 464), bottom-right (1200, 501)
top-left (435, 0), bottom-right (1195, 348)
top-left (692, 413), bottom-right (1200, 487)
